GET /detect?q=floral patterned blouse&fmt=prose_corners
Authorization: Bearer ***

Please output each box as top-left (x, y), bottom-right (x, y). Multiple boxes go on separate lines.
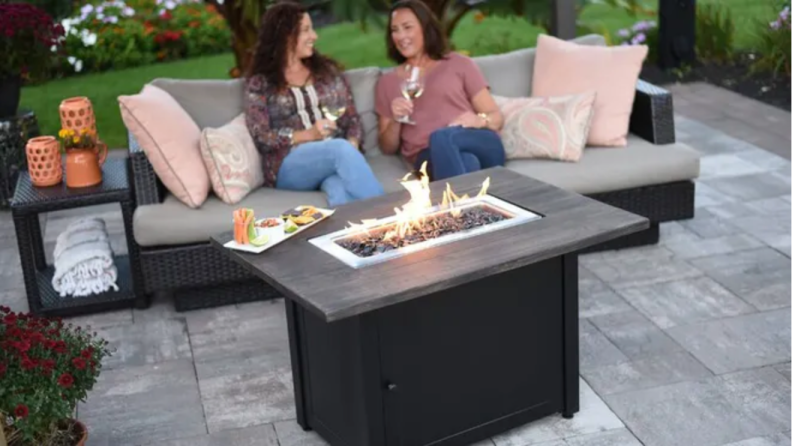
top-left (244, 72), bottom-right (363, 187)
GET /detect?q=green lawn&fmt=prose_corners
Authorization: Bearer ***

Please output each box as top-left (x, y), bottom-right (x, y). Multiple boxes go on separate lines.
top-left (20, 1), bottom-right (778, 148)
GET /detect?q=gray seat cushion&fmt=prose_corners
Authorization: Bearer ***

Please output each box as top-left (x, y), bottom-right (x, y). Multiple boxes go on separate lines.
top-left (505, 136), bottom-right (701, 195)
top-left (133, 188), bottom-right (327, 247)
top-left (133, 153), bottom-right (412, 247)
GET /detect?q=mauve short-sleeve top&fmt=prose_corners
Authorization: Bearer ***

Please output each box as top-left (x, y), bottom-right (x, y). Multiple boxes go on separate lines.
top-left (375, 52), bottom-right (489, 165)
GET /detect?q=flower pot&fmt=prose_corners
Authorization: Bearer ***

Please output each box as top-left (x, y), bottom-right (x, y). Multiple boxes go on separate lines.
top-left (25, 136), bottom-right (63, 187)
top-left (65, 142), bottom-right (106, 188)
top-left (0, 74), bottom-right (22, 120)
top-left (69, 418), bottom-right (89, 446)
top-left (59, 97), bottom-right (98, 138)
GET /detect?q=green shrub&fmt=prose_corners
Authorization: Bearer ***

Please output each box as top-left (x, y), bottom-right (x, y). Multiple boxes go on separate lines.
top-left (695, 3), bottom-right (735, 63)
top-left (752, 1), bottom-right (791, 76)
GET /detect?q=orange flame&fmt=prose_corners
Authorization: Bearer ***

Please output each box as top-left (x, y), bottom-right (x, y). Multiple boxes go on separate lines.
top-left (345, 162), bottom-right (490, 240)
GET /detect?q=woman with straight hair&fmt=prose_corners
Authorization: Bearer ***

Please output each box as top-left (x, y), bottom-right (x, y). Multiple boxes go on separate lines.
top-left (374, 0), bottom-right (506, 181)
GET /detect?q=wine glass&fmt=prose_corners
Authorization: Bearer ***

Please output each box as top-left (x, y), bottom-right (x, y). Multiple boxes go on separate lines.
top-left (398, 70), bottom-right (424, 125)
top-left (320, 104), bottom-right (346, 139)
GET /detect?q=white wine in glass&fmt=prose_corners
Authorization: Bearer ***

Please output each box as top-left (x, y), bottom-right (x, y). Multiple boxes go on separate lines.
top-left (321, 105), bottom-right (346, 122)
top-left (398, 77), bottom-right (424, 125)
top-left (320, 105), bottom-right (346, 138)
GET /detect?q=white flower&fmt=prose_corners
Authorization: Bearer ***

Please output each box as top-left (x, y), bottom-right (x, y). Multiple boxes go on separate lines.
top-left (80, 4), bottom-right (93, 15)
top-left (75, 60), bottom-right (83, 73)
top-left (103, 16), bottom-right (118, 24)
top-left (122, 6), bottom-right (135, 17)
top-left (80, 30), bottom-right (98, 46)
top-left (164, 0), bottom-right (177, 9)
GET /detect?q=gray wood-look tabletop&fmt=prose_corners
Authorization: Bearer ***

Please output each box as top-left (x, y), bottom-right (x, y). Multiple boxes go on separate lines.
top-left (211, 167), bottom-right (649, 322)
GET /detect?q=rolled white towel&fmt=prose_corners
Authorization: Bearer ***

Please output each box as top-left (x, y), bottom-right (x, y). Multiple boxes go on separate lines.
top-left (52, 218), bottom-right (118, 298)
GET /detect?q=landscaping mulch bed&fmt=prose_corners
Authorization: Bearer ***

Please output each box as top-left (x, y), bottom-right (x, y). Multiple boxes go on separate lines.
top-left (641, 52), bottom-right (791, 111)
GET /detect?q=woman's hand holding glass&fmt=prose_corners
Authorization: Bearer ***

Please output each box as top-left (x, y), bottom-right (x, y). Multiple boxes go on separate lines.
top-left (391, 97), bottom-right (414, 124)
top-left (311, 118), bottom-right (337, 141)
top-left (395, 76), bottom-right (424, 125)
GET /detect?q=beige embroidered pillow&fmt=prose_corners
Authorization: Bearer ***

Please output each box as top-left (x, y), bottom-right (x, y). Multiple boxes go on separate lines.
top-left (494, 92), bottom-right (597, 162)
top-left (199, 113), bottom-right (264, 204)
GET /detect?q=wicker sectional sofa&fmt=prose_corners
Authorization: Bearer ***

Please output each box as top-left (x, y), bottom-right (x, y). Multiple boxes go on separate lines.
top-left (126, 34), bottom-right (700, 311)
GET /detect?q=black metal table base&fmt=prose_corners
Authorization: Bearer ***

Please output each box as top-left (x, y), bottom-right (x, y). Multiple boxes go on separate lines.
top-left (286, 254), bottom-right (580, 446)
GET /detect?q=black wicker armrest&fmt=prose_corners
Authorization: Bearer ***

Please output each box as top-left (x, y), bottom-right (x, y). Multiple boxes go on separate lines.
top-left (629, 79), bottom-right (675, 145)
top-left (128, 132), bottom-right (165, 206)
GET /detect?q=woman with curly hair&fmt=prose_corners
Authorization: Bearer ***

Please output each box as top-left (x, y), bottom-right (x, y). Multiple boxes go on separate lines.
top-left (245, 1), bottom-right (384, 206)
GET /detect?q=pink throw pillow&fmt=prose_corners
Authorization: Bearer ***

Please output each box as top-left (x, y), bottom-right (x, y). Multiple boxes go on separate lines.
top-left (531, 34), bottom-right (648, 147)
top-left (118, 84), bottom-right (209, 208)
top-left (199, 114), bottom-right (264, 204)
top-left (494, 92), bottom-right (597, 162)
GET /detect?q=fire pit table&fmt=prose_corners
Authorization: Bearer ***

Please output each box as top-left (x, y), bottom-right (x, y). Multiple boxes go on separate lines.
top-left (210, 166), bottom-right (648, 446)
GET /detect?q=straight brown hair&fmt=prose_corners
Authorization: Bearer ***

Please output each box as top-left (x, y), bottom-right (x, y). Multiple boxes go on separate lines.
top-left (385, 0), bottom-right (450, 64)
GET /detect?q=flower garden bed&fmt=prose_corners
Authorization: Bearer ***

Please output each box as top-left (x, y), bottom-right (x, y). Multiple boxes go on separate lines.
top-left (55, 0), bottom-right (231, 77)
top-left (640, 53), bottom-right (791, 111)
top-left (618, 4), bottom-right (791, 112)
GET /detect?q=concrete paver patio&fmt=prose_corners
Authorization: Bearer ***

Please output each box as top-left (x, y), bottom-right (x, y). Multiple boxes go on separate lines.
top-left (0, 85), bottom-right (789, 446)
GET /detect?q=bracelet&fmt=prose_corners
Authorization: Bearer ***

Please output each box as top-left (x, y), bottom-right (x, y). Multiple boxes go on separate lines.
top-left (477, 112), bottom-right (490, 128)
top-left (278, 128), bottom-right (295, 145)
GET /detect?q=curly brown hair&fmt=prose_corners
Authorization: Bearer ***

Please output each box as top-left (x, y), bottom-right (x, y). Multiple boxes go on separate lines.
top-left (247, 1), bottom-right (341, 91)
top-left (386, 0), bottom-right (450, 65)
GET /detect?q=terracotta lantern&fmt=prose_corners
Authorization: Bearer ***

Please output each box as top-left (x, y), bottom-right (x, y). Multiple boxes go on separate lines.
top-left (26, 136), bottom-right (63, 187)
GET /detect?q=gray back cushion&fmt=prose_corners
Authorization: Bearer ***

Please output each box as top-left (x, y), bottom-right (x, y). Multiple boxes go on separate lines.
top-left (149, 78), bottom-right (245, 129)
top-left (145, 34), bottom-right (607, 152)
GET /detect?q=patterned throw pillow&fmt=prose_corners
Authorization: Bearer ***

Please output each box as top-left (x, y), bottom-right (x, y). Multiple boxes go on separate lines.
top-left (494, 92), bottom-right (597, 162)
top-left (199, 113), bottom-right (264, 204)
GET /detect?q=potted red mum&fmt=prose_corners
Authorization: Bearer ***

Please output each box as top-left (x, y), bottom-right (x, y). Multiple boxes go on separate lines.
top-left (0, 306), bottom-right (112, 445)
top-left (0, 3), bottom-right (65, 118)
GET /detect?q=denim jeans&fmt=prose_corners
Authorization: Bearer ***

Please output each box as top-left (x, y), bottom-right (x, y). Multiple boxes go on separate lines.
top-left (277, 138), bottom-right (385, 207)
top-left (415, 127), bottom-right (506, 181)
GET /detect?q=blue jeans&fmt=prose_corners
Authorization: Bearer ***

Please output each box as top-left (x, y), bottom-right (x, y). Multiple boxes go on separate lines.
top-left (415, 127), bottom-right (506, 181)
top-left (277, 139), bottom-right (385, 207)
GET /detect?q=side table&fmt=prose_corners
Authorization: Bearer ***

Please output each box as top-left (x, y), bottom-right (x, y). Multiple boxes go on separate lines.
top-left (0, 109), bottom-right (40, 209)
top-left (10, 158), bottom-right (149, 317)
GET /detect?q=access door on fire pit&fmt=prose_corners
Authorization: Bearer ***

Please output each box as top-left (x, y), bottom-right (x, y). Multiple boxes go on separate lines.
top-left (376, 257), bottom-right (565, 446)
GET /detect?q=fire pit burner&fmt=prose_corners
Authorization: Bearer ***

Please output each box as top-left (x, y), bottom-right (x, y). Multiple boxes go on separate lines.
top-left (310, 194), bottom-right (542, 268)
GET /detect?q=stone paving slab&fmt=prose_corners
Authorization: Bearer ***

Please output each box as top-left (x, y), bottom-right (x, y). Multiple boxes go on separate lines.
top-left (79, 359), bottom-right (206, 446)
top-left (491, 379), bottom-right (625, 445)
top-left (688, 248), bottom-right (791, 311)
top-left (152, 425), bottom-right (279, 446)
top-left (666, 309), bottom-right (791, 375)
top-left (615, 276), bottom-right (756, 329)
top-left (668, 82), bottom-right (791, 160)
top-left (604, 367), bottom-right (791, 446)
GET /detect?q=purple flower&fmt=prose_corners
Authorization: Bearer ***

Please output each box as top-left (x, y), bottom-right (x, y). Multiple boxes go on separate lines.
top-left (780, 6), bottom-right (790, 21)
top-left (164, 0), bottom-right (176, 9)
top-left (618, 29), bottom-right (630, 37)
top-left (102, 16), bottom-right (118, 23)
top-left (771, 20), bottom-right (781, 29)
top-left (80, 4), bottom-right (93, 15)
top-left (122, 6), bottom-right (134, 16)
top-left (631, 33), bottom-right (646, 44)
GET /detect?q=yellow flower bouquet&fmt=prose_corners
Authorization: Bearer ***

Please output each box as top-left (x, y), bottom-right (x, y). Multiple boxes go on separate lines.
top-left (57, 128), bottom-right (97, 151)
